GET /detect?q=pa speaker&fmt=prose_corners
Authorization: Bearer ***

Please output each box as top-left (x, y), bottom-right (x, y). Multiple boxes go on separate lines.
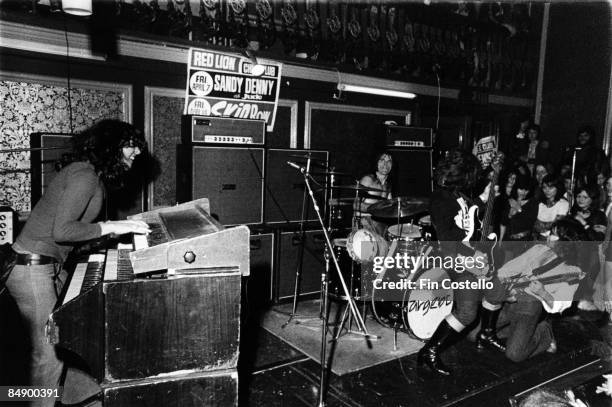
top-left (30, 133), bottom-right (72, 206)
top-left (388, 149), bottom-right (433, 197)
top-left (264, 149), bottom-right (329, 223)
top-left (275, 229), bottom-right (325, 301)
top-left (177, 146), bottom-right (264, 225)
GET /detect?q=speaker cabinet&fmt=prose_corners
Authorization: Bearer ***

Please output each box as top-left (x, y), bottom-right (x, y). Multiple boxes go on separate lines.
top-left (264, 149), bottom-right (329, 223)
top-left (246, 232), bottom-right (274, 307)
top-left (177, 146), bottom-right (264, 225)
top-left (276, 229), bottom-right (325, 301)
top-left (388, 149), bottom-right (433, 197)
top-left (30, 133), bottom-right (72, 206)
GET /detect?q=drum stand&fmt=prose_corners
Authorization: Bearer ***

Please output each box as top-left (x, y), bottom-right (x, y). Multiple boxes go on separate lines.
top-left (289, 165), bottom-right (375, 407)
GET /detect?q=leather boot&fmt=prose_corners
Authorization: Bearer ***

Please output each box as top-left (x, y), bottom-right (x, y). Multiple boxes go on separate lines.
top-left (476, 308), bottom-right (506, 352)
top-left (417, 319), bottom-right (456, 376)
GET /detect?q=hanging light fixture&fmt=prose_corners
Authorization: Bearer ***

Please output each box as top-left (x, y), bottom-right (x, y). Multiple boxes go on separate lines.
top-left (62, 0), bottom-right (93, 16)
top-left (336, 83), bottom-right (417, 99)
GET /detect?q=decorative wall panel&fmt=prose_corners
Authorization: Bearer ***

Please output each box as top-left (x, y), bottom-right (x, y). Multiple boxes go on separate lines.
top-left (0, 73), bottom-right (131, 212)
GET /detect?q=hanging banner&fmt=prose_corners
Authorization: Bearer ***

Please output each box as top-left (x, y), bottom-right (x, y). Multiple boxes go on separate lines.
top-left (472, 135), bottom-right (497, 168)
top-left (184, 48), bottom-right (283, 132)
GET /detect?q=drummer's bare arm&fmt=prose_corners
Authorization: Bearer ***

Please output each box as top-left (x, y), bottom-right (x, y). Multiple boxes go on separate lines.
top-left (357, 175), bottom-right (379, 212)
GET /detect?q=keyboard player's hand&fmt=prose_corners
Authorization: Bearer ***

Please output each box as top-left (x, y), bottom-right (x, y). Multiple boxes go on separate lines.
top-left (99, 220), bottom-right (151, 237)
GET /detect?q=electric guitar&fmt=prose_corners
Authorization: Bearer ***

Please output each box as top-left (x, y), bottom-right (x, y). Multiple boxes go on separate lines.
top-left (461, 151), bottom-right (504, 277)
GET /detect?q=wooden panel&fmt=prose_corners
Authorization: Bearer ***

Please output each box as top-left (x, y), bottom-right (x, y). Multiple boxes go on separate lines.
top-left (104, 370), bottom-right (238, 407)
top-left (105, 273), bottom-right (241, 381)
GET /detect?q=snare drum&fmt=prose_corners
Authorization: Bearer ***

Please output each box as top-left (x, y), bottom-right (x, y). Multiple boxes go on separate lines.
top-left (386, 223), bottom-right (424, 256)
top-left (346, 229), bottom-right (388, 263)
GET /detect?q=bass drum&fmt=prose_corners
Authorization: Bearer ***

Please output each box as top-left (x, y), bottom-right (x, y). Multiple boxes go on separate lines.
top-left (401, 267), bottom-right (453, 340)
top-left (372, 267), bottom-right (453, 341)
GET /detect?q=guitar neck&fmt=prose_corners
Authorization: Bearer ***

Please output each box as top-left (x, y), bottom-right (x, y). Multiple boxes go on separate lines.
top-left (510, 272), bottom-right (582, 290)
top-left (480, 170), bottom-right (500, 241)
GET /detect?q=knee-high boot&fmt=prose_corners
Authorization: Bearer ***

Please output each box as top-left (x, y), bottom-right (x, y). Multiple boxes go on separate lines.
top-left (476, 308), bottom-right (506, 352)
top-left (417, 319), bottom-right (456, 376)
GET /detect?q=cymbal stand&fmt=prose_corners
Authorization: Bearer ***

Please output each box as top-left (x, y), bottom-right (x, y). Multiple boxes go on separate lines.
top-left (288, 167), bottom-right (373, 407)
top-left (283, 156), bottom-right (314, 327)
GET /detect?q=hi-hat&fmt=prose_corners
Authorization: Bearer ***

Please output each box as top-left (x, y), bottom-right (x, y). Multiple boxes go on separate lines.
top-left (367, 197), bottom-right (430, 219)
top-left (331, 183), bottom-right (380, 192)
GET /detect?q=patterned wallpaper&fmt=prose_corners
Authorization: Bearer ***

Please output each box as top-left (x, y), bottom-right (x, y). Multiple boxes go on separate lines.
top-left (151, 94), bottom-right (183, 208)
top-left (0, 80), bottom-right (126, 212)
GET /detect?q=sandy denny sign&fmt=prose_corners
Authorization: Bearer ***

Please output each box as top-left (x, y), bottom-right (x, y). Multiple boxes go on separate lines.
top-left (185, 48), bottom-right (282, 132)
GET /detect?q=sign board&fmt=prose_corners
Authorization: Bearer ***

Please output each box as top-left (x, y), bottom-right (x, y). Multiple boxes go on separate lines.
top-left (473, 135), bottom-right (497, 168)
top-left (185, 48), bottom-right (282, 132)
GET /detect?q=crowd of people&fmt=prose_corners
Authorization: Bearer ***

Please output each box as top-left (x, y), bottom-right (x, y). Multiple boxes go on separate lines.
top-left (494, 123), bottom-right (611, 313)
top-left (416, 123), bottom-right (611, 378)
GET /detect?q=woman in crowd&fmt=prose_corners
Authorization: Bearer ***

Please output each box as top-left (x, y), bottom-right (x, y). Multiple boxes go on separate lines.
top-left (5, 120), bottom-right (151, 407)
top-left (532, 164), bottom-right (548, 202)
top-left (499, 175), bottom-right (538, 260)
top-left (533, 175), bottom-right (570, 240)
top-left (569, 184), bottom-right (606, 311)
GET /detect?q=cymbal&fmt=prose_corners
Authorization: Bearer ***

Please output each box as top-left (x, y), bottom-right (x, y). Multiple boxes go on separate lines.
top-left (332, 183), bottom-right (380, 192)
top-left (367, 197), bottom-right (430, 219)
top-left (328, 198), bottom-right (352, 206)
top-left (310, 170), bottom-right (352, 177)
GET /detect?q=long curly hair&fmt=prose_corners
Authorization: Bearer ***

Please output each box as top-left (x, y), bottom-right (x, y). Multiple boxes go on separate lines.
top-left (434, 149), bottom-right (480, 192)
top-left (56, 119), bottom-right (147, 189)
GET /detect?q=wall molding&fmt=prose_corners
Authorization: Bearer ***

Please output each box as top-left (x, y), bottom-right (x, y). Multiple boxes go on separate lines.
top-left (1, 20), bottom-right (533, 108)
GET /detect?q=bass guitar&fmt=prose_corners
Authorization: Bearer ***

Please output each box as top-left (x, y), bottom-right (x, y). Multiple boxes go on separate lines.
top-left (461, 151), bottom-right (504, 277)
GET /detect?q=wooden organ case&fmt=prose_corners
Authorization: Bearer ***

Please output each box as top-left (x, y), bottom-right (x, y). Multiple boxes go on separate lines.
top-left (48, 198), bottom-right (249, 407)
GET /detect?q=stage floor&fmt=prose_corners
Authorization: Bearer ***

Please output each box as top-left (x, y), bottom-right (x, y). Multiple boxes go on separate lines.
top-left (240, 302), bottom-right (612, 407)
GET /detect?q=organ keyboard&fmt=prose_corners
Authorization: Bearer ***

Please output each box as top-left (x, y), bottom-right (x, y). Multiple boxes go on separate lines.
top-left (127, 198), bottom-right (249, 276)
top-left (48, 198), bottom-right (247, 398)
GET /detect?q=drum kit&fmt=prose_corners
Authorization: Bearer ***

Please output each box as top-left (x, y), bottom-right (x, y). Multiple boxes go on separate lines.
top-left (327, 181), bottom-right (452, 344)
top-left (284, 154), bottom-right (453, 346)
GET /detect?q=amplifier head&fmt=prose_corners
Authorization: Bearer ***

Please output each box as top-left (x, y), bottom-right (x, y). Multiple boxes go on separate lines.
top-left (183, 115), bottom-right (266, 146)
top-left (386, 126), bottom-right (433, 148)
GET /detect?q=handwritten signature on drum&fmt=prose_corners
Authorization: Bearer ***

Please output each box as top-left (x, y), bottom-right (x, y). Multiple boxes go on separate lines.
top-left (407, 295), bottom-right (453, 316)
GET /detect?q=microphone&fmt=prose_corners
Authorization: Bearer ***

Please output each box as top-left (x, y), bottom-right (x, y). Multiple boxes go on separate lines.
top-left (286, 161), bottom-right (305, 172)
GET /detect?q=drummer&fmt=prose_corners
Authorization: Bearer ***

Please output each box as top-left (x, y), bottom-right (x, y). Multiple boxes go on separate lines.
top-left (354, 152), bottom-right (393, 235)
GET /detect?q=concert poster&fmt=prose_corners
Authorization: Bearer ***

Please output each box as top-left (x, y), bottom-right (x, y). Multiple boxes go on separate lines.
top-left (184, 48), bottom-right (283, 132)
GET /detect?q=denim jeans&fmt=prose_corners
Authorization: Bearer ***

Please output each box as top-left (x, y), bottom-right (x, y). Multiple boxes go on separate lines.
top-left (501, 296), bottom-right (553, 362)
top-left (449, 271), bottom-right (506, 327)
top-left (5, 263), bottom-right (64, 407)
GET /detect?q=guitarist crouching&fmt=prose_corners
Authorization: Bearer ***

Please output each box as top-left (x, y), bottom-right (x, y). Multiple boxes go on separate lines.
top-left (494, 218), bottom-right (585, 362)
top-left (418, 149), bottom-right (507, 376)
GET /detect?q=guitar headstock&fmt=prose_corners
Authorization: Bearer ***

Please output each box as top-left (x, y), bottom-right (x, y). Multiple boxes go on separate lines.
top-left (490, 151), bottom-right (505, 173)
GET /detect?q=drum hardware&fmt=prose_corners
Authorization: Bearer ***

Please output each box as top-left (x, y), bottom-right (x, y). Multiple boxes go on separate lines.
top-left (282, 156), bottom-right (320, 327)
top-left (287, 161), bottom-right (378, 407)
top-left (367, 196), bottom-right (430, 219)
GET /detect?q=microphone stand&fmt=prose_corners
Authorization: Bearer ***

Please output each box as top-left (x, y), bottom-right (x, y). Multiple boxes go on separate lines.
top-left (290, 165), bottom-right (373, 407)
top-left (283, 156), bottom-right (312, 327)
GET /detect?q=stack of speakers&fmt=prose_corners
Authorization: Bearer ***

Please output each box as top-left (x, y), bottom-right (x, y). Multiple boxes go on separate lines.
top-left (177, 116), bottom-right (330, 306)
